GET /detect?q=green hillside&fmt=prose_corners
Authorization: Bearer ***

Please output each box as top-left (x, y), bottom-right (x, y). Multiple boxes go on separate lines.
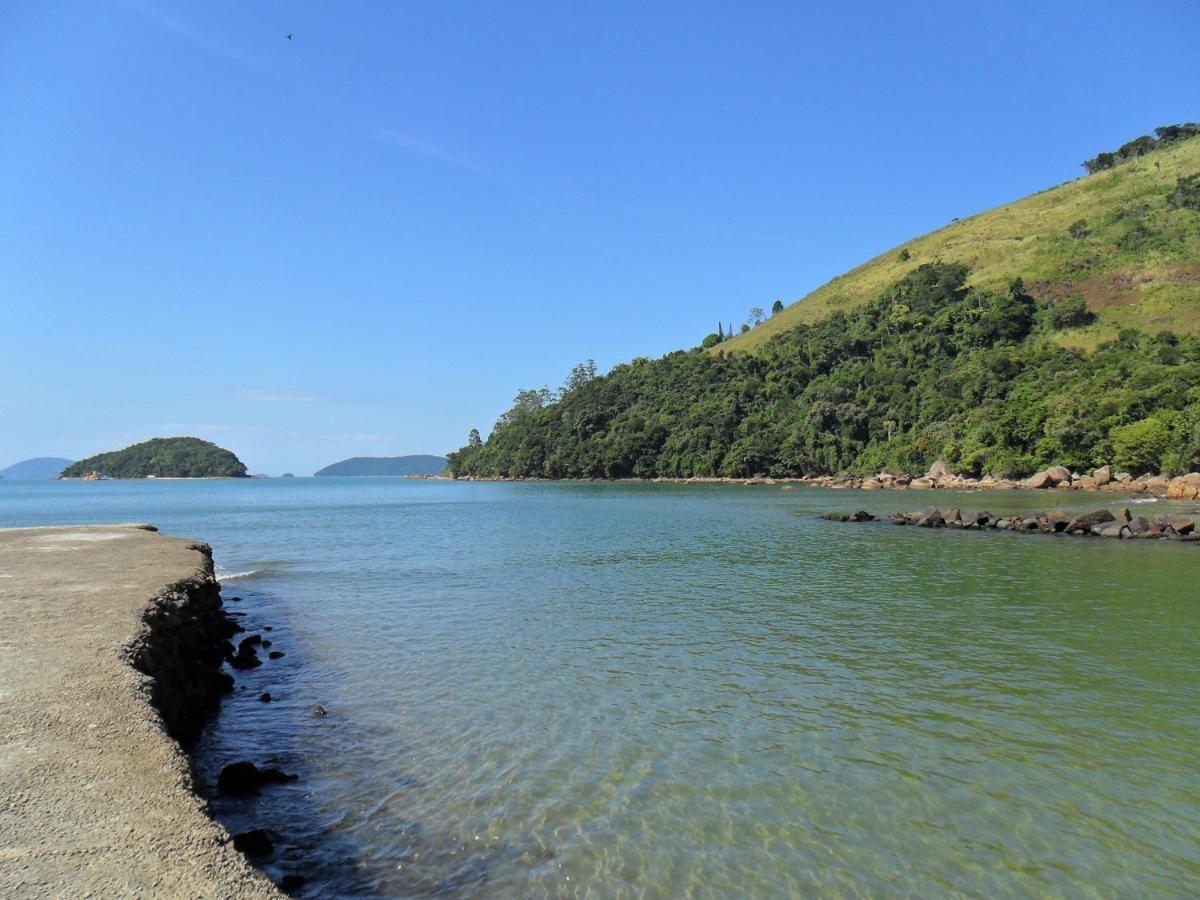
top-left (449, 128), bottom-right (1200, 481)
top-left (60, 437), bottom-right (248, 479)
top-left (722, 130), bottom-right (1200, 354)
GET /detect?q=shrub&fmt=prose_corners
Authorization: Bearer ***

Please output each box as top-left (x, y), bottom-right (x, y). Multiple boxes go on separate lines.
top-left (1068, 218), bottom-right (1089, 238)
top-left (701, 333), bottom-right (722, 349)
top-left (1111, 412), bottom-right (1180, 475)
top-left (1168, 173), bottom-right (1200, 211)
top-left (897, 248), bottom-right (911, 261)
top-left (1048, 295), bottom-right (1095, 329)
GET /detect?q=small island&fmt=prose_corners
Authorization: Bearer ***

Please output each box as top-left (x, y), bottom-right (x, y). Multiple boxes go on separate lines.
top-left (60, 437), bottom-right (249, 480)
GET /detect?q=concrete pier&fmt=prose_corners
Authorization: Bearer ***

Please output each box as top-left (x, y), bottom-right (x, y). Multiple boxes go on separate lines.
top-left (0, 525), bottom-right (278, 898)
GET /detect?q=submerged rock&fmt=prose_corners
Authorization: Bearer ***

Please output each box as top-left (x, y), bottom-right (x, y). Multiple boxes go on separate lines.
top-left (280, 874), bottom-right (307, 892)
top-left (269, 651), bottom-right (285, 659)
top-left (217, 761), bottom-right (297, 794)
top-left (311, 705), bottom-right (327, 717)
top-left (232, 828), bottom-right (274, 856)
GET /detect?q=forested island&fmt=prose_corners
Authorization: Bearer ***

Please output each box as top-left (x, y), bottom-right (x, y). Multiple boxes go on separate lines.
top-left (449, 128), bottom-right (1200, 480)
top-left (60, 437), bottom-right (248, 479)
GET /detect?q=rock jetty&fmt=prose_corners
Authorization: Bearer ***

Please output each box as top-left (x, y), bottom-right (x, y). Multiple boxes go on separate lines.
top-left (0, 525), bottom-right (280, 898)
top-left (825, 507), bottom-right (1199, 541)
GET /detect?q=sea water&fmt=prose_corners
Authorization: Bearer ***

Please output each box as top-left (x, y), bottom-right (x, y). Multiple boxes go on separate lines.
top-left (2, 478), bottom-right (1198, 896)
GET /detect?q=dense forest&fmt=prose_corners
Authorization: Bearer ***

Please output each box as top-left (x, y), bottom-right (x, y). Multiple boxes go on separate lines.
top-left (448, 263), bottom-right (1200, 480)
top-left (60, 437), bottom-right (248, 479)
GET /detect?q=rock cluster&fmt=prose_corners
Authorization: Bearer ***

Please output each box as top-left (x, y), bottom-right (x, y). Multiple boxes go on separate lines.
top-left (803, 460), bottom-right (1200, 499)
top-left (826, 507), bottom-right (1199, 541)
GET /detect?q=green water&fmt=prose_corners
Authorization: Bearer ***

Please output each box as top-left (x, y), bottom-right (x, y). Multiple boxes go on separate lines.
top-left (2, 479), bottom-right (1198, 895)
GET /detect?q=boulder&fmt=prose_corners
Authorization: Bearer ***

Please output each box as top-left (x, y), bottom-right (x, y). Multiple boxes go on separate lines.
top-left (1127, 516), bottom-right (1152, 535)
top-left (915, 507), bottom-right (944, 527)
top-left (926, 459), bottom-right (952, 479)
top-left (1020, 517), bottom-right (1041, 530)
top-left (1023, 471), bottom-right (1053, 489)
top-left (268, 651), bottom-right (285, 659)
top-left (1167, 473), bottom-right (1200, 500)
top-left (1066, 509), bottom-right (1116, 534)
top-left (1075, 475), bottom-right (1097, 490)
top-left (1142, 476), bottom-right (1170, 495)
top-left (1041, 512), bottom-right (1072, 533)
top-left (1115, 472), bottom-right (1133, 483)
top-left (232, 829), bottom-right (274, 856)
top-left (217, 761), bottom-right (298, 794)
top-left (1096, 524), bottom-right (1126, 538)
top-left (1045, 465), bottom-right (1071, 484)
top-left (1170, 516), bottom-right (1196, 536)
top-left (1092, 465), bottom-right (1111, 486)
top-left (280, 875), bottom-right (307, 892)
top-left (258, 692), bottom-right (272, 702)
top-left (909, 477), bottom-right (935, 490)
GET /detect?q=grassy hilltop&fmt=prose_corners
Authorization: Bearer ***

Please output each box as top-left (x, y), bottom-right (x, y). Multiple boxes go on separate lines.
top-left (450, 128), bottom-right (1200, 481)
top-left (723, 131), bottom-right (1200, 354)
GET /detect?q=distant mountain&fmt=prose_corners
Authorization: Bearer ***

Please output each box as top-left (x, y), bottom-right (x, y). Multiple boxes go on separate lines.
top-left (0, 457), bottom-right (74, 479)
top-left (314, 455), bottom-right (448, 477)
top-left (60, 437), bottom-right (248, 479)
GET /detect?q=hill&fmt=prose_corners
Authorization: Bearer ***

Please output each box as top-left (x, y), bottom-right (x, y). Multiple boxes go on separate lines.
top-left (60, 438), bottom-right (248, 479)
top-left (721, 127), bottom-right (1200, 354)
top-left (0, 457), bottom-right (74, 479)
top-left (314, 455), bottom-right (447, 477)
top-left (449, 129), bottom-right (1200, 481)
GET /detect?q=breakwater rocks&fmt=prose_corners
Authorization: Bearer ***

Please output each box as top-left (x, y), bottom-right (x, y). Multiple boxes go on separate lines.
top-left (805, 463), bottom-right (1200, 499)
top-left (826, 507), bottom-right (1200, 542)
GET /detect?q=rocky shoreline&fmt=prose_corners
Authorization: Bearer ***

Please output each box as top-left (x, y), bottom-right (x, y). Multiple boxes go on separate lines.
top-left (826, 506), bottom-right (1199, 542)
top-left (449, 463), bottom-right (1200, 499)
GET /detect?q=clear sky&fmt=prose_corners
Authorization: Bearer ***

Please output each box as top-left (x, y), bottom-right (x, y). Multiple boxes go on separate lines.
top-left (2, 1), bottom-right (1197, 474)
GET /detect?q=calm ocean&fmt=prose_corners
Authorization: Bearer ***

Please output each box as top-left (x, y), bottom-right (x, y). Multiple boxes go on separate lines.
top-left (2, 478), bottom-right (1198, 896)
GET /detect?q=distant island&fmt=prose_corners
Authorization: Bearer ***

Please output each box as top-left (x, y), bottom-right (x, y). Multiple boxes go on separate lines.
top-left (0, 457), bottom-right (74, 480)
top-left (314, 455), bottom-right (447, 477)
top-left (60, 437), bottom-right (248, 479)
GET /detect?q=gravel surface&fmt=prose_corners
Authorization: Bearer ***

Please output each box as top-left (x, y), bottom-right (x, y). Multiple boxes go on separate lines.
top-left (0, 524), bottom-right (279, 898)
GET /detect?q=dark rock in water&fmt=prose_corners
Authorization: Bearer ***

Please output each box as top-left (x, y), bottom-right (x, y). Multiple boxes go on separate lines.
top-left (1170, 516), bottom-right (1196, 535)
top-left (227, 645), bottom-right (261, 670)
top-left (1122, 507), bottom-right (1133, 523)
top-left (230, 596), bottom-right (242, 602)
top-left (263, 625), bottom-right (273, 631)
top-left (232, 828), bottom-right (274, 856)
top-left (280, 874), bottom-right (307, 892)
top-left (217, 761), bottom-right (297, 794)
top-left (915, 507), bottom-right (944, 527)
top-left (1067, 509), bottom-right (1117, 534)
top-left (311, 704), bottom-right (327, 717)
top-left (1019, 517), bottom-right (1040, 530)
top-left (259, 692), bottom-right (272, 702)
top-left (1127, 515), bottom-right (1151, 535)
top-left (269, 650), bottom-right (285, 659)
top-left (241, 634), bottom-right (262, 648)
top-left (848, 510), bottom-right (875, 522)
top-left (261, 639), bottom-right (272, 648)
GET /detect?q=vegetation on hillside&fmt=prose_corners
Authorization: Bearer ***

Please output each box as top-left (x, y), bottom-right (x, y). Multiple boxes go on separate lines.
top-left (720, 129), bottom-right (1200, 354)
top-left (60, 437), bottom-right (248, 479)
top-left (449, 263), bottom-right (1200, 480)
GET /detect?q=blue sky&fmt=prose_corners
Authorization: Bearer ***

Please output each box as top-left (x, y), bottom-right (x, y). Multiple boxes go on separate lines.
top-left (2, 1), bottom-right (1196, 474)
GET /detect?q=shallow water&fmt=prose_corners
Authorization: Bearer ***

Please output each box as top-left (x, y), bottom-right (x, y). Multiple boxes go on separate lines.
top-left (3, 478), bottom-right (1199, 896)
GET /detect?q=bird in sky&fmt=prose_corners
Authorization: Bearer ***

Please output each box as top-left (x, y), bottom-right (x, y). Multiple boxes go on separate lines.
top-left (286, 32), bottom-right (293, 41)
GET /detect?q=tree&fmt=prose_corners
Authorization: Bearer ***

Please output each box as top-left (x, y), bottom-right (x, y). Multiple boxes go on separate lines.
top-left (740, 322), bottom-right (750, 333)
top-left (701, 333), bottom-right (722, 349)
top-left (562, 359), bottom-right (598, 394)
top-left (748, 306), bottom-right (765, 327)
top-left (468, 428), bottom-right (482, 448)
top-left (771, 299), bottom-right (784, 315)
top-left (718, 322), bottom-right (724, 341)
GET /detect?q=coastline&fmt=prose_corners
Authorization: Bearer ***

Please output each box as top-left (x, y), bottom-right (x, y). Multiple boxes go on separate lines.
top-left (0, 524), bottom-right (279, 898)
top-left (443, 467), bottom-right (1200, 499)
